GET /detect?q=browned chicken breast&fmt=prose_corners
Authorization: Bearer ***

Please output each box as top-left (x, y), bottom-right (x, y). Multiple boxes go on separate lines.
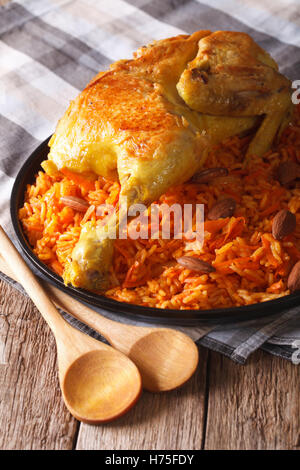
top-left (46, 30), bottom-right (292, 291)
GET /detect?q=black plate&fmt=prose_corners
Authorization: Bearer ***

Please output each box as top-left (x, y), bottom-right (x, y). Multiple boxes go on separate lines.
top-left (10, 137), bottom-right (300, 325)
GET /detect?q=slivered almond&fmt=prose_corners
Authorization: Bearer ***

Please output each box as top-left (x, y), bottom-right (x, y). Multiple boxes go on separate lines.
top-left (276, 160), bottom-right (300, 186)
top-left (192, 167), bottom-right (228, 183)
top-left (207, 198), bottom-right (236, 220)
top-left (287, 261), bottom-right (300, 292)
top-left (176, 256), bottom-right (215, 273)
top-left (272, 209), bottom-right (296, 240)
top-left (60, 196), bottom-right (89, 212)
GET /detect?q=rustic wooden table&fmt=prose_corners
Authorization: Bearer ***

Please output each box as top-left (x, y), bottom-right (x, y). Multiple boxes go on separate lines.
top-left (0, 278), bottom-right (299, 450)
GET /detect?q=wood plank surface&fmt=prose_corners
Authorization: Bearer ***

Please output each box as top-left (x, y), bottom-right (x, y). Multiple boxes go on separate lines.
top-left (204, 350), bottom-right (300, 450)
top-left (0, 277), bottom-right (299, 450)
top-left (0, 280), bottom-right (78, 450)
top-left (76, 348), bottom-right (208, 450)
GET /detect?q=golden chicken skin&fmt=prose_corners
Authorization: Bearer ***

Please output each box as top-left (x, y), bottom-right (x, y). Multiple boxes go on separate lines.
top-left (47, 30), bottom-right (292, 292)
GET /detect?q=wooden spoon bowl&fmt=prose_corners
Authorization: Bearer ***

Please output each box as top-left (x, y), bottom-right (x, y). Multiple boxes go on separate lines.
top-left (128, 329), bottom-right (199, 392)
top-left (62, 349), bottom-right (141, 423)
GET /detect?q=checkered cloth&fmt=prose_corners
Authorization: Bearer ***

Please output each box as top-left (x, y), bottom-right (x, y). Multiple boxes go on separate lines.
top-left (1, 0), bottom-right (300, 364)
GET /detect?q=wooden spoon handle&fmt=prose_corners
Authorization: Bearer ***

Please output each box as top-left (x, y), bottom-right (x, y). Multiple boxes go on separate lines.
top-left (0, 247), bottom-right (142, 349)
top-left (0, 249), bottom-right (131, 340)
top-left (0, 226), bottom-right (65, 335)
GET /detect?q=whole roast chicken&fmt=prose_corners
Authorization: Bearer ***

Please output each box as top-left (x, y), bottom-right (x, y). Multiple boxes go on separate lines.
top-left (47, 30), bottom-right (292, 291)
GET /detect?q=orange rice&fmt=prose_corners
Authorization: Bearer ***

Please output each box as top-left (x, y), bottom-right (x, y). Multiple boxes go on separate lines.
top-left (19, 105), bottom-right (300, 310)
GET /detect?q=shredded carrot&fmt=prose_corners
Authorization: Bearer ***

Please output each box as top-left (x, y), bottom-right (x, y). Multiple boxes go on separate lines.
top-left (204, 219), bottom-right (229, 233)
top-left (60, 168), bottom-right (96, 192)
top-left (223, 217), bottom-right (245, 241)
top-left (260, 203), bottom-right (280, 217)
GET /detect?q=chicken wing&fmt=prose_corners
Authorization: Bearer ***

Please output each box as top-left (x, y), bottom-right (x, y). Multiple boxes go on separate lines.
top-left (177, 31), bottom-right (291, 156)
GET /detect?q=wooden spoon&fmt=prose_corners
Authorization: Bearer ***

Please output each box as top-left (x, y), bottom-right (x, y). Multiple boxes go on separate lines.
top-left (0, 251), bottom-right (199, 392)
top-left (0, 227), bottom-right (142, 423)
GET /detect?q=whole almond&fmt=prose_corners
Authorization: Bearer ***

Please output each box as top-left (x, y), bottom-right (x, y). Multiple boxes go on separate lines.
top-left (287, 261), bottom-right (300, 292)
top-left (272, 209), bottom-right (296, 240)
top-left (192, 167), bottom-right (228, 183)
top-left (276, 161), bottom-right (300, 186)
top-left (176, 256), bottom-right (215, 273)
top-left (207, 198), bottom-right (236, 220)
top-left (60, 196), bottom-right (89, 212)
